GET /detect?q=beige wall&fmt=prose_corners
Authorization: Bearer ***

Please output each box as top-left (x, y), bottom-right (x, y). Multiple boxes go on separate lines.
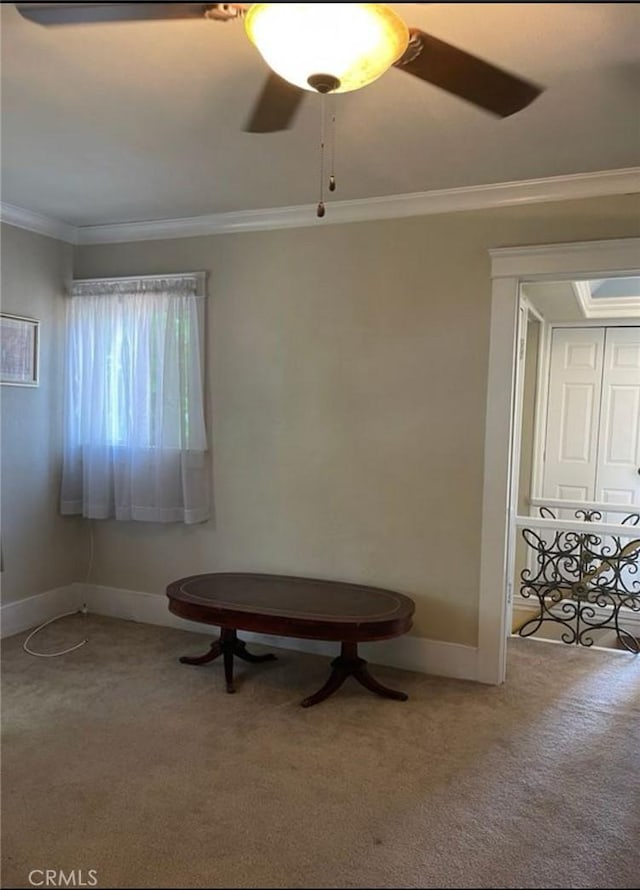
top-left (513, 317), bottom-right (542, 632)
top-left (74, 194), bottom-right (640, 646)
top-left (518, 319), bottom-right (542, 519)
top-left (0, 224), bottom-right (86, 602)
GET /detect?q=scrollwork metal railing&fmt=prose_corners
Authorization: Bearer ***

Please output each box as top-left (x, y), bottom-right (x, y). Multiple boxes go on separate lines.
top-left (517, 508), bottom-right (640, 652)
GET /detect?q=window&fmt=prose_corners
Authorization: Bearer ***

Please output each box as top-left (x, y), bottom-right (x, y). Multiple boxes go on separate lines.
top-left (60, 273), bottom-right (209, 524)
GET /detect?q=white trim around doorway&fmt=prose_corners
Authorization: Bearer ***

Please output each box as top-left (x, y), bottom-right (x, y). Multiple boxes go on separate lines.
top-left (478, 237), bottom-right (640, 685)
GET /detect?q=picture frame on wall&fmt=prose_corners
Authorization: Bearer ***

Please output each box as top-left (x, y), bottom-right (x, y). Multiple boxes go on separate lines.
top-left (0, 313), bottom-right (40, 386)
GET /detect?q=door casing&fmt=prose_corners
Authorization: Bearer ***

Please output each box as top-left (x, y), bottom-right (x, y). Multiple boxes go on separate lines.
top-left (478, 237), bottom-right (640, 685)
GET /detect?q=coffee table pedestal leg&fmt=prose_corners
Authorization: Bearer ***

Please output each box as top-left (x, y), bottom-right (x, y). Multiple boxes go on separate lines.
top-left (301, 641), bottom-right (409, 708)
top-left (179, 628), bottom-right (277, 693)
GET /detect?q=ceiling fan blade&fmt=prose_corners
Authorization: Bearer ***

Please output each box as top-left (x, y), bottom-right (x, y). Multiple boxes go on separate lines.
top-left (15, 3), bottom-right (215, 26)
top-left (244, 73), bottom-right (306, 134)
top-left (396, 28), bottom-right (543, 117)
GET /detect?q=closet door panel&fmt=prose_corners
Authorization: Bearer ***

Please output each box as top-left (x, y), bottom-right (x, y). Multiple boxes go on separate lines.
top-left (596, 327), bottom-right (640, 513)
top-left (542, 328), bottom-right (605, 516)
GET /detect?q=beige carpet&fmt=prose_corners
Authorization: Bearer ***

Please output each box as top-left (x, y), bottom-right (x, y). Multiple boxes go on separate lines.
top-left (2, 614), bottom-right (639, 889)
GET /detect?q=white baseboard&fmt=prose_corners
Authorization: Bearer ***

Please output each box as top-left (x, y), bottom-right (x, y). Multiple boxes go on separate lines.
top-left (3, 582), bottom-right (481, 682)
top-left (0, 586), bottom-right (84, 639)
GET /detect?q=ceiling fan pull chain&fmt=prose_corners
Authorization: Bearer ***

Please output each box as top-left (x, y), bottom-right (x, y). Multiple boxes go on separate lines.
top-left (317, 93), bottom-right (327, 218)
top-left (329, 97), bottom-right (337, 193)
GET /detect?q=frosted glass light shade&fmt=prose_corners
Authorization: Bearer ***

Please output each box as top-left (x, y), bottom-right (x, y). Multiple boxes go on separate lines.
top-left (244, 3), bottom-right (410, 94)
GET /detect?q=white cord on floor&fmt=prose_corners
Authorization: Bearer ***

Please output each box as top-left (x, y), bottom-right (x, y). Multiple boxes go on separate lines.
top-left (23, 521), bottom-right (95, 658)
top-left (23, 607), bottom-right (88, 658)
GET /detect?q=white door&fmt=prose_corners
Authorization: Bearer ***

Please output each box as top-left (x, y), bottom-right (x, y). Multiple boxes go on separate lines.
top-left (542, 328), bottom-right (605, 514)
top-left (596, 327), bottom-right (640, 515)
top-left (542, 326), bottom-right (640, 517)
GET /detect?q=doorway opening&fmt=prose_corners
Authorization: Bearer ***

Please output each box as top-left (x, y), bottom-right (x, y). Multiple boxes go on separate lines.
top-left (510, 279), bottom-right (640, 652)
top-left (478, 237), bottom-right (640, 686)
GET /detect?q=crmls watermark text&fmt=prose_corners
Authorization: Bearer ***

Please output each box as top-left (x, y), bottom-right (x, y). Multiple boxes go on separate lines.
top-left (28, 870), bottom-right (98, 887)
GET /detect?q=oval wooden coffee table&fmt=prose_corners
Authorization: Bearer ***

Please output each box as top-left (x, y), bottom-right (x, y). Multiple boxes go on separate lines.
top-left (166, 573), bottom-right (415, 707)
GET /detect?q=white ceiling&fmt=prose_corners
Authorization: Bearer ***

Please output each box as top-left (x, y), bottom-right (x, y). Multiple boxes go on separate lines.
top-left (522, 281), bottom-right (584, 322)
top-left (523, 277), bottom-right (640, 322)
top-left (1, 2), bottom-right (639, 226)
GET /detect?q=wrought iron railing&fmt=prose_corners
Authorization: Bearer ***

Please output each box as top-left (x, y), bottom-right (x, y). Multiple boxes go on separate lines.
top-left (517, 508), bottom-right (640, 652)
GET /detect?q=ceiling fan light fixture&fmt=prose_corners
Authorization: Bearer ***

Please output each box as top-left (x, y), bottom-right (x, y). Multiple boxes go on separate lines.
top-left (244, 3), bottom-right (409, 94)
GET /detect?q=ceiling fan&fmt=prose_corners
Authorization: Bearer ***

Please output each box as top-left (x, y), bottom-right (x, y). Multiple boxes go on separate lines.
top-left (15, 3), bottom-right (544, 134)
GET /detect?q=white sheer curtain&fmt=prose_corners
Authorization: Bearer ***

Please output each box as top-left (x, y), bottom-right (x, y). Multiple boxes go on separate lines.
top-left (60, 274), bottom-right (209, 524)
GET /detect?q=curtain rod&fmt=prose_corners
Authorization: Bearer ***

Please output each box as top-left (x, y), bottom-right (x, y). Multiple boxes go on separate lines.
top-left (69, 271), bottom-right (208, 298)
top-left (72, 271), bottom-right (207, 285)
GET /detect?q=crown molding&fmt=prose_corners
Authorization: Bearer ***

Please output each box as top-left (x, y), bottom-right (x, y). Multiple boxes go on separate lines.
top-left (572, 278), bottom-right (640, 318)
top-left (0, 201), bottom-right (77, 244)
top-left (2, 168), bottom-right (639, 247)
top-left (74, 167), bottom-right (640, 244)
